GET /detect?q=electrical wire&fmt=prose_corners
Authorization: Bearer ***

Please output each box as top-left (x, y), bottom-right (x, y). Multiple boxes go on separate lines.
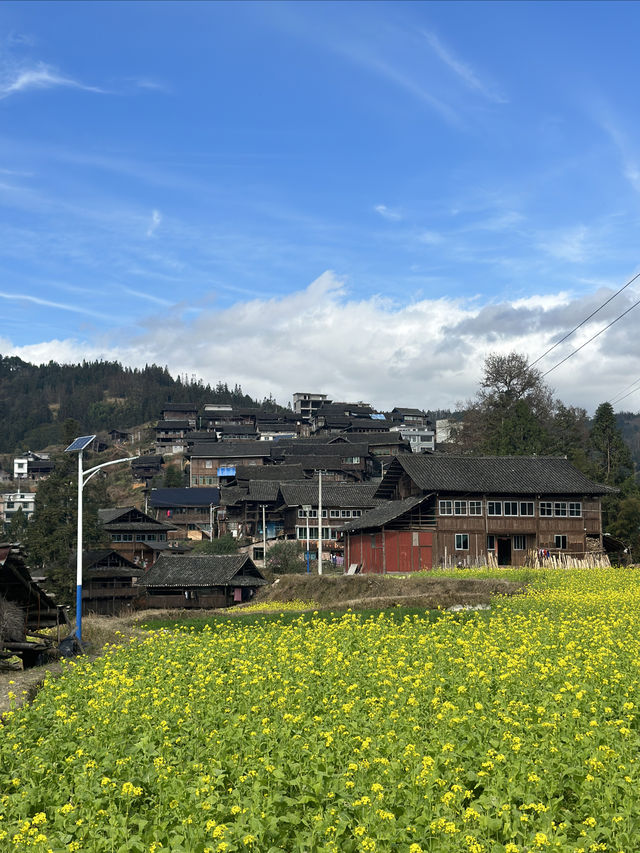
top-left (609, 378), bottom-right (640, 407)
top-left (529, 268), bottom-right (640, 368)
top-left (540, 291), bottom-right (640, 378)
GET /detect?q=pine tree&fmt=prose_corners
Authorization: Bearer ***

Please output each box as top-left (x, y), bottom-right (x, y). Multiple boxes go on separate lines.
top-left (590, 403), bottom-right (633, 485)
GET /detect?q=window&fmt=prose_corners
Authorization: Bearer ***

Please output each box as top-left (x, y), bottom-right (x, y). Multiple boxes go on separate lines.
top-left (296, 527), bottom-right (307, 539)
top-left (308, 509), bottom-right (318, 518)
top-left (520, 502), bottom-right (534, 516)
top-left (554, 535), bottom-right (567, 549)
top-left (341, 510), bottom-right (351, 518)
top-left (554, 502), bottom-right (567, 517)
top-left (205, 460), bottom-right (213, 469)
top-left (569, 502), bottom-right (582, 517)
top-left (439, 500), bottom-right (453, 515)
top-left (344, 456), bottom-right (361, 464)
top-left (469, 501), bottom-right (482, 516)
top-left (455, 533), bottom-right (469, 550)
top-left (352, 510), bottom-right (362, 518)
top-left (330, 509), bottom-right (340, 518)
top-left (487, 501), bottom-right (502, 516)
top-left (539, 502), bottom-right (552, 517)
top-left (136, 534), bottom-right (145, 542)
top-left (454, 500), bottom-right (467, 516)
top-left (298, 508), bottom-right (308, 518)
top-left (513, 535), bottom-right (525, 550)
top-left (504, 501), bottom-right (518, 516)
top-left (487, 534), bottom-right (495, 551)
top-left (322, 510), bottom-right (328, 518)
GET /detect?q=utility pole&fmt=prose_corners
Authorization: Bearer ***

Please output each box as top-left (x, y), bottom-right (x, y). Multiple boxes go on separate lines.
top-left (318, 469), bottom-right (323, 575)
top-left (262, 504), bottom-right (267, 570)
top-left (302, 504), bottom-right (311, 572)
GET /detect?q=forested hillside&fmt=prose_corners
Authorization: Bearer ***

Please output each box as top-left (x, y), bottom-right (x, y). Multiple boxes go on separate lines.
top-left (0, 355), bottom-right (273, 452)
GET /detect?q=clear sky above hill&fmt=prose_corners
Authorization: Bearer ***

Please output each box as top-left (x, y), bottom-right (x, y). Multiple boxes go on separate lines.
top-left (1, 1), bottom-right (639, 411)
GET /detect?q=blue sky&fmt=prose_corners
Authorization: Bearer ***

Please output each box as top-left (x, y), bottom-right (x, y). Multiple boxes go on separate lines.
top-left (1, 0), bottom-right (640, 411)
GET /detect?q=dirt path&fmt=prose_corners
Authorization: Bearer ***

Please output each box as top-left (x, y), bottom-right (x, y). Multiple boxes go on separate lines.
top-left (0, 660), bottom-right (64, 717)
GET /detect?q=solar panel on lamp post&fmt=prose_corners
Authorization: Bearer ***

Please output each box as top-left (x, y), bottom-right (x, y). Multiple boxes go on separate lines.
top-left (64, 436), bottom-right (140, 644)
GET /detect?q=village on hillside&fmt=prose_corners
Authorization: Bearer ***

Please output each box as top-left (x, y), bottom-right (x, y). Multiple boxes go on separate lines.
top-left (0, 386), bottom-right (624, 631)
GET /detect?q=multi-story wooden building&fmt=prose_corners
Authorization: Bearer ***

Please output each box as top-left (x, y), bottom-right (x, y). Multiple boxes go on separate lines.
top-left (343, 455), bottom-right (613, 571)
top-left (98, 507), bottom-right (178, 568)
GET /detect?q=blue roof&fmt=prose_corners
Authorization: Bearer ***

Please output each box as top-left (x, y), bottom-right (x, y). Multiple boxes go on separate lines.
top-left (150, 488), bottom-right (220, 508)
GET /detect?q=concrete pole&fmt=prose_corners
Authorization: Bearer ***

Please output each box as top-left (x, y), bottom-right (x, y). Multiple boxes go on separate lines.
top-left (262, 504), bottom-right (267, 570)
top-left (318, 470), bottom-right (323, 575)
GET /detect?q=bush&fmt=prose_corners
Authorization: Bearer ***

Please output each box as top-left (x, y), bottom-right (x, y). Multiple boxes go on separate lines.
top-left (191, 534), bottom-right (240, 555)
top-left (267, 541), bottom-right (306, 574)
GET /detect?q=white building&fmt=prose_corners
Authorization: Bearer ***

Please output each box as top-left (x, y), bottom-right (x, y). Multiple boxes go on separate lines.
top-left (1, 491), bottom-right (37, 524)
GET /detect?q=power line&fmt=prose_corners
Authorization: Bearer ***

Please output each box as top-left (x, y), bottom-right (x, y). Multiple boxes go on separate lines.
top-left (540, 291), bottom-right (640, 378)
top-left (529, 268), bottom-right (640, 368)
top-left (609, 378), bottom-right (640, 407)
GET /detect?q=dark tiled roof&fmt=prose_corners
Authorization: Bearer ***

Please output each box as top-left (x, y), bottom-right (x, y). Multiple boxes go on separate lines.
top-left (388, 455), bottom-right (614, 496)
top-left (131, 455), bottom-right (164, 466)
top-left (219, 486), bottom-right (249, 507)
top-left (284, 455), bottom-right (345, 471)
top-left (347, 432), bottom-right (410, 446)
top-left (150, 488), bottom-right (220, 508)
top-left (138, 554), bottom-right (267, 588)
top-left (98, 507), bottom-right (176, 530)
top-left (189, 441), bottom-right (271, 459)
top-left (162, 403), bottom-right (197, 412)
top-left (279, 482), bottom-right (381, 508)
top-left (342, 496), bottom-right (428, 532)
top-left (247, 481), bottom-right (281, 502)
top-left (80, 549), bottom-right (140, 576)
top-left (348, 417), bottom-right (393, 431)
top-left (278, 441), bottom-right (369, 458)
top-left (155, 420), bottom-right (192, 429)
top-left (391, 407), bottom-right (426, 417)
top-left (235, 464), bottom-right (308, 482)
top-left (217, 424), bottom-right (259, 435)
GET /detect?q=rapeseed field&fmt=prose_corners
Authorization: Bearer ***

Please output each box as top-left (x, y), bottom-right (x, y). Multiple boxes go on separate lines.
top-left (1, 568), bottom-right (639, 852)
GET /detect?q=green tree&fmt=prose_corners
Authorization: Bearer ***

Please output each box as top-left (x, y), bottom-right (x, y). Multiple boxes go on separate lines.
top-left (607, 494), bottom-right (640, 561)
top-left (3, 506), bottom-right (29, 543)
top-left (590, 402), bottom-right (634, 485)
top-left (25, 450), bottom-right (107, 605)
top-left (266, 541), bottom-right (305, 574)
top-left (163, 465), bottom-right (184, 487)
top-left (191, 534), bottom-right (240, 555)
top-left (458, 352), bottom-right (554, 455)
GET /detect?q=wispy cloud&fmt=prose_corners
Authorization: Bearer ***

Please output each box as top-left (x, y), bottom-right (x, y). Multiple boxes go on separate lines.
top-left (0, 290), bottom-right (109, 318)
top-left (146, 209), bottom-right (162, 237)
top-left (538, 225), bottom-right (591, 264)
top-left (129, 77), bottom-right (172, 94)
top-left (0, 63), bottom-right (105, 100)
top-left (374, 204), bottom-right (402, 221)
top-left (423, 30), bottom-right (507, 104)
top-left (121, 286), bottom-right (173, 307)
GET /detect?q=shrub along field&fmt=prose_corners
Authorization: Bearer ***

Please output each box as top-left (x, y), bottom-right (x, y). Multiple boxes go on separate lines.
top-left (1, 569), bottom-right (640, 852)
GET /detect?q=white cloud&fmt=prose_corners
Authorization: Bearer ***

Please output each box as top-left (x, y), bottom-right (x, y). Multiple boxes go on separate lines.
top-left (3, 271), bottom-right (639, 414)
top-left (146, 209), bottom-right (162, 237)
top-left (417, 230), bottom-right (444, 245)
top-left (374, 204), bottom-right (402, 221)
top-left (0, 63), bottom-right (104, 100)
top-left (422, 30), bottom-right (507, 104)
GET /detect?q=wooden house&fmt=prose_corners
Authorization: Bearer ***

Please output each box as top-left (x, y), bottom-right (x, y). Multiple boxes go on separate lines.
top-left (80, 549), bottom-right (142, 616)
top-left (149, 487), bottom-right (221, 539)
top-left (98, 506), bottom-right (178, 568)
top-left (342, 455), bottom-right (613, 571)
top-left (137, 553), bottom-right (267, 608)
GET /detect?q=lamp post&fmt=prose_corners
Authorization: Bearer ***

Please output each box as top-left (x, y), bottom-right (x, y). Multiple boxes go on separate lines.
top-left (65, 435), bottom-right (139, 643)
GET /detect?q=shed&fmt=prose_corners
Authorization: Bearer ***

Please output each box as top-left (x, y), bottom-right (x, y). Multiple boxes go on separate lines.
top-left (137, 553), bottom-right (267, 609)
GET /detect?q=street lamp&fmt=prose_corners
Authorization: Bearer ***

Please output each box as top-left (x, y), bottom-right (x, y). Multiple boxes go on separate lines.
top-left (65, 435), bottom-right (139, 643)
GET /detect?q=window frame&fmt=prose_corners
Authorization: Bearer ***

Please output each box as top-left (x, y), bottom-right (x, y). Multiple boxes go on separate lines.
top-left (539, 501), bottom-right (553, 517)
top-left (554, 534), bottom-right (568, 550)
top-left (454, 500), bottom-right (467, 516)
top-left (519, 502), bottom-right (534, 517)
top-left (504, 501), bottom-right (519, 517)
top-left (513, 534), bottom-right (525, 551)
top-left (554, 502), bottom-right (568, 517)
top-left (487, 501), bottom-right (502, 516)
top-left (569, 502), bottom-right (582, 517)
top-left (455, 533), bottom-right (469, 550)
top-left (439, 500), bottom-right (453, 516)
top-left (469, 500), bottom-right (482, 516)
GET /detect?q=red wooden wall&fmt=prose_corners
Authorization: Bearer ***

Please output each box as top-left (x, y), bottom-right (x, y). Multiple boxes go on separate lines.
top-left (345, 530), bottom-right (433, 573)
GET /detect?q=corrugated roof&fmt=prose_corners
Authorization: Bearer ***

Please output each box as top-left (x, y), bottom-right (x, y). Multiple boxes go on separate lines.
top-left (279, 482), bottom-right (381, 508)
top-left (342, 495), bottom-right (429, 532)
top-left (385, 455), bottom-right (614, 496)
top-left (138, 554), bottom-right (267, 588)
